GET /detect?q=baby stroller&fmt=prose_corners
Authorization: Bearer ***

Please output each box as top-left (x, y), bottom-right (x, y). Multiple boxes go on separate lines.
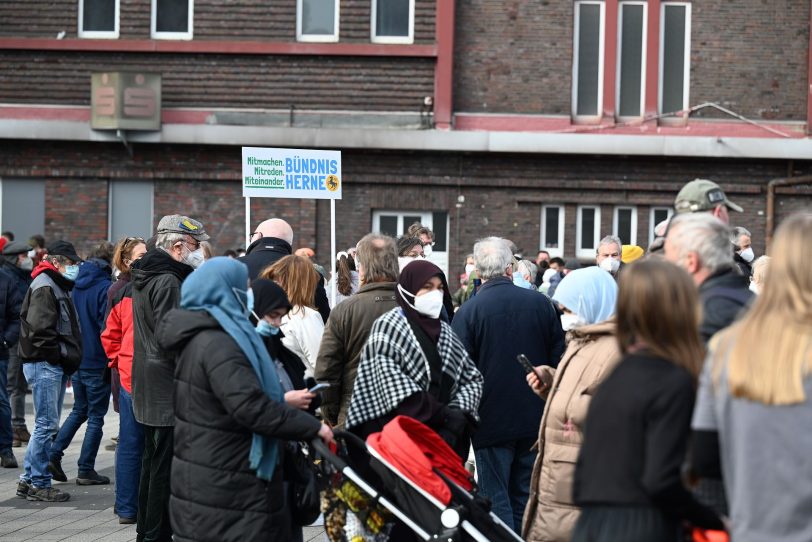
top-left (310, 415), bottom-right (522, 542)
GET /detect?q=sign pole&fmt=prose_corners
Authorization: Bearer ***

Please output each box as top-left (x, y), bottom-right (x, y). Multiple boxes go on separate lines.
top-left (330, 199), bottom-right (336, 307)
top-left (245, 196), bottom-right (251, 248)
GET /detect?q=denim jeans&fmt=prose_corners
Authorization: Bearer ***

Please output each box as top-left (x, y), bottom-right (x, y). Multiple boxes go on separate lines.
top-left (7, 348), bottom-right (27, 428)
top-left (116, 388), bottom-right (144, 519)
top-left (50, 368), bottom-right (111, 474)
top-left (21, 362), bottom-right (68, 488)
top-left (0, 359), bottom-right (12, 454)
top-left (474, 437), bottom-right (538, 533)
top-left (138, 425), bottom-right (173, 542)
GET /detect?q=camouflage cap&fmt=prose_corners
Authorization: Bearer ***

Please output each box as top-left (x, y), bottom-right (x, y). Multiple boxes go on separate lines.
top-left (156, 215), bottom-right (210, 241)
top-left (675, 179), bottom-right (743, 214)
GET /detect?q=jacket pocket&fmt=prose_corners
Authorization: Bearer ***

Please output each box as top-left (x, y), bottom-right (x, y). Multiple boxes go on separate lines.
top-left (547, 445), bottom-right (580, 505)
top-left (57, 300), bottom-right (72, 337)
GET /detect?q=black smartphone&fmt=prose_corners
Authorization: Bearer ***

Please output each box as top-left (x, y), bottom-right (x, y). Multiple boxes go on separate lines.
top-left (516, 354), bottom-right (536, 375)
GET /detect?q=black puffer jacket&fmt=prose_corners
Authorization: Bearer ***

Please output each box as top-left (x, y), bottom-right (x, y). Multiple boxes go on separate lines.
top-left (130, 248), bottom-right (193, 426)
top-left (156, 309), bottom-right (322, 542)
top-left (0, 268), bottom-right (23, 358)
top-left (698, 266), bottom-right (754, 343)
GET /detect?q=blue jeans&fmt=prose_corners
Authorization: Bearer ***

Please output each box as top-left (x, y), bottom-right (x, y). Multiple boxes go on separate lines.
top-left (474, 437), bottom-right (537, 533)
top-left (50, 368), bottom-right (111, 474)
top-left (116, 388), bottom-right (144, 519)
top-left (0, 359), bottom-right (12, 453)
top-left (21, 362), bottom-right (68, 488)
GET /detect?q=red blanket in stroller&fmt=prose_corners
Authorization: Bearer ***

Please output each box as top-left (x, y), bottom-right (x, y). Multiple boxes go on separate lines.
top-left (367, 416), bottom-right (473, 506)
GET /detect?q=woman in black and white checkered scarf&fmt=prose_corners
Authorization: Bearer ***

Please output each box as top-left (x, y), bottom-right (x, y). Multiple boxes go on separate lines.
top-left (345, 260), bottom-right (483, 460)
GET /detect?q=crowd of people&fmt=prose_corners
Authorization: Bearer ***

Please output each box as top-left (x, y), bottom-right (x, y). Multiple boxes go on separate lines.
top-left (0, 176), bottom-right (807, 542)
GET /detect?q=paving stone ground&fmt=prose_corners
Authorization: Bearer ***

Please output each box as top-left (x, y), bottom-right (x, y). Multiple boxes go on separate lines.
top-left (0, 392), bottom-right (324, 541)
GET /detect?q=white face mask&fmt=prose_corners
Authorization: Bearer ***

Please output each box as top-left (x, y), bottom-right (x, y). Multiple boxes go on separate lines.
top-left (18, 257), bottom-right (33, 271)
top-left (398, 284), bottom-right (444, 319)
top-left (27, 249), bottom-right (36, 259)
top-left (183, 246), bottom-right (205, 269)
top-left (748, 281), bottom-right (760, 295)
top-left (739, 247), bottom-right (755, 263)
top-left (423, 244), bottom-right (433, 258)
top-left (599, 257), bottom-right (620, 274)
top-left (464, 264), bottom-right (475, 275)
top-left (560, 313), bottom-right (583, 331)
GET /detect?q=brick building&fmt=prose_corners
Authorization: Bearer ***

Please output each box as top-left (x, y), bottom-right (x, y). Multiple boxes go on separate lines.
top-left (1, 0), bottom-right (811, 283)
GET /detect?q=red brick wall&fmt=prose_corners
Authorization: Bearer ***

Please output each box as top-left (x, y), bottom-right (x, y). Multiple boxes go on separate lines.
top-left (44, 179), bottom-right (109, 257)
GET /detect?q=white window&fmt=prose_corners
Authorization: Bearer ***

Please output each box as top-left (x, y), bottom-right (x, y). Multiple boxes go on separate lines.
top-left (372, 210), bottom-right (449, 276)
top-left (616, 2), bottom-right (647, 118)
top-left (539, 205), bottom-right (565, 258)
top-left (613, 206), bottom-right (638, 246)
top-left (572, 1), bottom-right (605, 122)
top-left (371, 0), bottom-right (414, 44)
top-left (151, 0), bottom-right (194, 40)
top-left (297, 0), bottom-right (339, 42)
top-left (576, 205), bottom-right (602, 259)
top-left (79, 0), bottom-right (120, 38)
top-left (658, 2), bottom-right (691, 114)
top-left (109, 180), bottom-right (154, 242)
top-left (649, 206), bottom-right (674, 247)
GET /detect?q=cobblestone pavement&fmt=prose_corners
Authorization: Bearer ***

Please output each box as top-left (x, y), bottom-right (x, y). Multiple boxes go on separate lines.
top-left (0, 392), bottom-right (324, 541)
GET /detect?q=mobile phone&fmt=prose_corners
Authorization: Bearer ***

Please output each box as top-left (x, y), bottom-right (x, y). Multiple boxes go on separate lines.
top-left (516, 354), bottom-right (536, 375)
top-left (308, 382), bottom-right (331, 394)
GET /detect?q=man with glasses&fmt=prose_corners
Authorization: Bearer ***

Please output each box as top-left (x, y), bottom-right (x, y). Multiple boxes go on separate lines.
top-left (130, 215), bottom-right (208, 542)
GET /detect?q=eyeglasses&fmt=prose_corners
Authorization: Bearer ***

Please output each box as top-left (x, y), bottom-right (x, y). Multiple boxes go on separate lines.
top-left (125, 237), bottom-right (145, 243)
top-left (250, 231), bottom-right (263, 241)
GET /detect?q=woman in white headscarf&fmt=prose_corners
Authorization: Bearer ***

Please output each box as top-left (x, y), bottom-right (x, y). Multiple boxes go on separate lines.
top-left (522, 266), bottom-right (621, 542)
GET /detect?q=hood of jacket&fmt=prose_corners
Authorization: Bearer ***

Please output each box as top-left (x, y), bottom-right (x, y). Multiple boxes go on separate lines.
top-left (157, 308), bottom-right (220, 353)
top-left (568, 319), bottom-right (616, 341)
top-left (31, 260), bottom-right (75, 291)
top-left (75, 258), bottom-right (112, 290)
top-left (130, 248), bottom-right (193, 289)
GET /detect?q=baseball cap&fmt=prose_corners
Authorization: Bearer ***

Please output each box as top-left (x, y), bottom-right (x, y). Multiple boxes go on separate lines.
top-left (675, 179), bottom-right (743, 214)
top-left (1, 241), bottom-right (32, 256)
top-left (46, 240), bottom-right (82, 263)
top-left (156, 215), bottom-right (209, 241)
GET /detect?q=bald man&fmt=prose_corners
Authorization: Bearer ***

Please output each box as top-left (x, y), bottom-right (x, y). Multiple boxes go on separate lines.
top-left (239, 218), bottom-right (330, 322)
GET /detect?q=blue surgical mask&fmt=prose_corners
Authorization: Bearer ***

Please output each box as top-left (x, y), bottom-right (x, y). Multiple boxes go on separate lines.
top-left (232, 287), bottom-right (256, 317)
top-left (246, 288), bottom-right (254, 313)
top-left (513, 273), bottom-right (533, 289)
top-left (62, 264), bottom-right (80, 282)
top-left (256, 320), bottom-right (280, 337)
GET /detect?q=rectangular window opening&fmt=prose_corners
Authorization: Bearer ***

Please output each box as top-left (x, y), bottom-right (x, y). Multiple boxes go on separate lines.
top-left (151, 0), bottom-right (193, 40)
top-left (617, 2), bottom-right (646, 118)
top-left (297, 0), bottom-right (339, 42)
top-left (649, 207), bottom-right (674, 247)
top-left (613, 206), bottom-right (638, 246)
top-left (372, 0), bottom-right (414, 44)
top-left (540, 205), bottom-right (565, 258)
top-left (573, 1), bottom-right (605, 121)
top-left (79, 0), bottom-right (119, 38)
top-left (576, 205), bottom-right (601, 259)
top-left (659, 3), bottom-right (691, 115)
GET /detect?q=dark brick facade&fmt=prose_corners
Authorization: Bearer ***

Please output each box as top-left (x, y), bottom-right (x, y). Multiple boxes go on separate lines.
top-left (44, 178), bottom-right (109, 256)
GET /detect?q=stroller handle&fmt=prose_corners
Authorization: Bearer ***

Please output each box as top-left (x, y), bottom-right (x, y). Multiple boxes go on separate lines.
top-left (309, 437), bottom-right (347, 470)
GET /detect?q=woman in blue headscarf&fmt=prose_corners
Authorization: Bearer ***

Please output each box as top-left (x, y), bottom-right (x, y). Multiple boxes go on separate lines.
top-left (156, 257), bottom-right (333, 542)
top-left (522, 266), bottom-right (622, 541)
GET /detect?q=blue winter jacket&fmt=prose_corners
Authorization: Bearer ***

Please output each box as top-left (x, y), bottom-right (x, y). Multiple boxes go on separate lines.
top-left (73, 258), bottom-right (113, 370)
top-left (451, 276), bottom-right (566, 448)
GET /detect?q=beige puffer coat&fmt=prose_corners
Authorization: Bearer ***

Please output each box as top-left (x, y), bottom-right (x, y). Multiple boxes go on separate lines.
top-left (522, 321), bottom-right (621, 541)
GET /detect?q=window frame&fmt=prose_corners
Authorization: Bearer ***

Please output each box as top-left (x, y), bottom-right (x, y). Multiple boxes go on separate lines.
top-left (576, 205), bottom-right (602, 259)
top-left (612, 206), bottom-right (638, 246)
top-left (297, 0), bottom-right (340, 43)
top-left (572, 0), bottom-right (606, 123)
top-left (371, 0), bottom-right (415, 45)
top-left (649, 206), bottom-right (674, 247)
top-left (615, 1), bottom-right (647, 120)
top-left (150, 0), bottom-right (194, 40)
top-left (658, 2), bottom-right (691, 116)
top-left (539, 205), bottom-right (565, 259)
top-left (78, 0), bottom-right (120, 39)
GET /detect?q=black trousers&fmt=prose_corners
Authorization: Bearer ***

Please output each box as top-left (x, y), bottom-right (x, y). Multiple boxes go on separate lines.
top-left (7, 347), bottom-right (27, 427)
top-left (137, 425), bottom-right (173, 542)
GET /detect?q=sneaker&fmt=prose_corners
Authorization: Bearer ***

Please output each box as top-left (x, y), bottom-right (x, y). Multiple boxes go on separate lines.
top-left (76, 470), bottom-right (110, 486)
top-left (48, 459), bottom-right (68, 482)
top-left (1, 452), bottom-right (18, 468)
top-left (119, 516), bottom-right (136, 525)
top-left (26, 486), bottom-right (70, 502)
top-left (16, 480), bottom-right (31, 499)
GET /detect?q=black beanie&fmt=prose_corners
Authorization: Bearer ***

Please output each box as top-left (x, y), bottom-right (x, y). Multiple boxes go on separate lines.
top-left (252, 279), bottom-right (292, 317)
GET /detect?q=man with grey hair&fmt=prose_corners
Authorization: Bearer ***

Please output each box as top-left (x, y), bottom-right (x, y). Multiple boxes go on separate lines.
top-left (596, 235), bottom-right (623, 277)
top-left (315, 233), bottom-right (399, 429)
top-left (731, 226), bottom-right (754, 277)
top-left (664, 213), bottom-right (752, 343)
top-left (131, 214), bottom-right (208, 540)
top-left (452, 237), bottom-right (565, 533)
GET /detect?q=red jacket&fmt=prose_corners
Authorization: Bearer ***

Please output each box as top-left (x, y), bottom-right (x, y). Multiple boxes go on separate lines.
top-left (101, 282), bottom-right (134, 393)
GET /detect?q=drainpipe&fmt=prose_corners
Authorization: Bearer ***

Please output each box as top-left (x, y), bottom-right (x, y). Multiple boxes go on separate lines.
top-left (765, 175), bottom-right (812, 248)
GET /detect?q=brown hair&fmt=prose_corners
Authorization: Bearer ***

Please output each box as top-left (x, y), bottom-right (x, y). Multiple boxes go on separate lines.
top-left (336, 252), bottom-right (356, 296)
top-left (720, 212), bottom-right (812, 404)
top-left (112, 237), bottom-right (146, 274)
top-left (616, 259), bottom-right (705, 380)
top-left (260, 255), bottom-right (319, 314)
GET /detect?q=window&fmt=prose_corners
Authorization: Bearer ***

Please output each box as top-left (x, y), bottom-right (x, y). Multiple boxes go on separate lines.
top-left (576, 205), bottom-right (601, 259)
top-left (613, 206), bottom-right (637, 245)
top-left (572, 1), bottom-right (605, 121)
top-left (0, 179), bottom-right (46, 243)
top-left (372, 210), bottom-right (450, 276)
top-left (539, 205), bottom-right (565, 258)
top-left (79, 0), bottom-right (119, 38)
top-left (616, 2), bottom-right (647, 118)
top-left (649, 206), bottom-right (674, 247)
top-left (659, 2), bottom-right (691, 114)
top-left (371, 0), bottom-right (414, 44)
top-left (151, 0), bottom-right (193, 40)
top-left (109, 180), bottom-right (154, 242)
top-left (297, 0), bottom-right (339, 42)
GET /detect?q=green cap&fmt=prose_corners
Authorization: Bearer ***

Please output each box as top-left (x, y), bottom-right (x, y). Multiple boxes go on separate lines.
top-left (674, 179), bottom-right (743, 214)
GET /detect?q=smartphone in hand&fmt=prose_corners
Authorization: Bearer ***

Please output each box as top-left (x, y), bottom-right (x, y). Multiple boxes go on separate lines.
top-left (308, 382), bottom-right (331, 394)
top-left (516, 354), bottom-right (536, 374)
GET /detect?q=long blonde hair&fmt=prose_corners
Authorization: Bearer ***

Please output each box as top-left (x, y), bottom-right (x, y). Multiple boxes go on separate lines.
top-left (260, 255), bottom-right (318, 314)
top-left (616, 259), bottom-right (705, 380)
top-left (721, 212), bottom-right (812, 405)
